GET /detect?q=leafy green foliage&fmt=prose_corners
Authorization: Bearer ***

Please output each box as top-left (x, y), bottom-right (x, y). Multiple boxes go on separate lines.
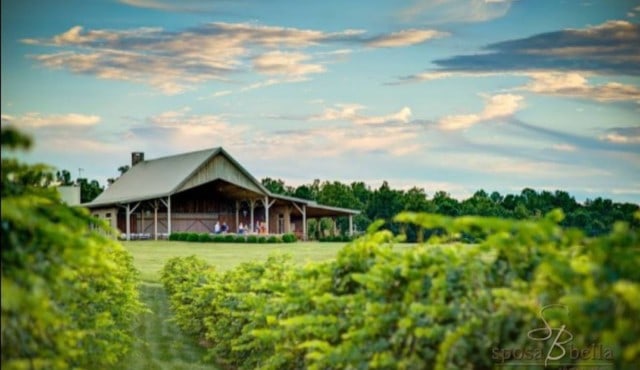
top-left (162, 210), bottom-right (640, 369)
top-left (186, 233), bottom-right (200, 242)
top-left (282, 233), bottom-right (297, 243)
top-left (198, 233), bottom-right (212, 242)
top-left (1, 127), bottom-right (143, 369)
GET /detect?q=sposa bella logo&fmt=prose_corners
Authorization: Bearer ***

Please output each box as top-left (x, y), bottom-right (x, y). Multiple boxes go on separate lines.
top-left (527, 304), bottom-right (573, 366)
top-left (492, 304), bottom-right (613, 368)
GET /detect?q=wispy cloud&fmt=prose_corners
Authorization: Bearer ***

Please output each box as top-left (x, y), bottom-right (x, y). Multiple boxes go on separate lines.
top-left (601, 126), bottom-right (640, 144)
top-left (252, 51), bottom-right (325, 76)
top-left (310, 104), bottom-right (412, 125)
top-left (23, 22), bottom-right (446, 94)
top-left (366, 29), bottom-right (448, 48)
top-left (397, 0), bottom-right (514, 24)
top-left (1, 112), bottom-right (101, 128)
top-left (393, 69), bottom-right (640, 103)
top-left (118, 0), bottom-right (218, 12)
top-left (438, 94), bottom-right (523, 131)
top-left (518, 71), bottom-right (640, 102)
top-left (433, 20), bottom-right (640, 75)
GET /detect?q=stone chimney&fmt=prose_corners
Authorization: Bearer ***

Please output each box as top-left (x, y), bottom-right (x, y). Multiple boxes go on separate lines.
top-left (131, 152), bottom-right (145, 166)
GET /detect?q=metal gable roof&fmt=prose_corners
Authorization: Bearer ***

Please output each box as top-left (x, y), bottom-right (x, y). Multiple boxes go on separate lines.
top-left (84, 147), bottom-right (360, 217)
top-left (86, 148), bottom-right (221, 207)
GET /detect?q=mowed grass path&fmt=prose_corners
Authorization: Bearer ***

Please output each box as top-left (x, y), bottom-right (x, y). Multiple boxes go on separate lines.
top-left (121, 240), bottom-right (352, 370)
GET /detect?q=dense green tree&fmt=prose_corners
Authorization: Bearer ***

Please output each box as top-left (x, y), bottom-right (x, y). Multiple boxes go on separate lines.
top-left (55, 170), bottom-right (74, 186)
top-left (261, 177), bottom-right (289, 195)
top-left (118, 165), bottom-right (130, 175)
top-left (77, 177), bottom-right (104, 203)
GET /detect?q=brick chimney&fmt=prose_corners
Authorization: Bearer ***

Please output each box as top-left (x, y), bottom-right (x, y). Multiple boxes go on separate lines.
top-left (131, 152), bottom-right (145, 166)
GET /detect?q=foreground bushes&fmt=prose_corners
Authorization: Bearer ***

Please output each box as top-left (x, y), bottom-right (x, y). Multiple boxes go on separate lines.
top-left (162, 211), bottom-right (640, 369)
top-left (1, 128), bottom-right (143, 370)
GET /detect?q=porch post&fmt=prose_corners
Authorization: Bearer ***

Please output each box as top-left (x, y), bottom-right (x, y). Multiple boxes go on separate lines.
top-left (302, 204), bottom-right (307, 241)
top-left (125, 202), bottom-right (141, 240)
top-left (140, 207), bottom-right (144, 237)
top-left (126, 203), bottom-right (131, 241)
top-left (249, 199), bottom-right (255, 233)
top-left (154, 201), bottom-right (158, 240)
top-left (285, 206), bottom-right (291, 233)
top-left (167, 195), bottom-right (172, 235)
top-left (349, 215), bottom-right (353, 236)
top-left (264, 196), bottom-right (269, 234)
top-left (235, 201), bottom-right (239, 233)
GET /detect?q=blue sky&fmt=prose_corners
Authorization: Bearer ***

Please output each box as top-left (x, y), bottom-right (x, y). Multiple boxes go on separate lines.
top-left (2, 0), bottom-right (639, 202)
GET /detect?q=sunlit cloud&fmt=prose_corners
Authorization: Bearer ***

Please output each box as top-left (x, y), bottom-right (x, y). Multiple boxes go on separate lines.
top-left (1, 112), bottom-right (101, 128)
top-left (600, 127), bottom-right (640, 144)
top-left (252, 51), bottom-right (325, 76)
top-left (519, 71), bottom-right (640, 102)
top-left (366, 29), bottom-right (448, 48)
top-left (433, 20), bottom-right (640, 75)
top-left (125, 107), bottom-right (251, 152)
top-left (310, 104), bottom-right (412, 125)
top-left (438, 94), bottom-right (523, 131)
top-left (23, 22), bottom-right (446, 94)
top-left (397, 0), bottom-right (514, 24)
top-left (118, 0), bottom-right (217, 12)
top-left (551, 143), bottom-right (578, 152)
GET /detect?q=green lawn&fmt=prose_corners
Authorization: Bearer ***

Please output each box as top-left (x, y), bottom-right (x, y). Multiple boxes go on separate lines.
top-left (123, 240), bottom-right (350, 282)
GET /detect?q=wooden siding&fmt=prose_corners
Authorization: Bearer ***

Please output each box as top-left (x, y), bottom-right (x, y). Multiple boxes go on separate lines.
top-left (177, 154), bottom-right (264, 195)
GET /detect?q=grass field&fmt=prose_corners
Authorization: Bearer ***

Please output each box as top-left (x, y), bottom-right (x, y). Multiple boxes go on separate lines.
top-left (123, 240), bottom-right (351, 282)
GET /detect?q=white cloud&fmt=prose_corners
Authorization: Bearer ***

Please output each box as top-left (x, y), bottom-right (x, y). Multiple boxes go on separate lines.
top-left (367, 29), bottom-right (448, 48)
top-left (140, 108), bottom-right (250, 150)
top-left (600, 127), bottom-right (640, 144)
top-left (551, 143), bottom-right (577, 152)
top-left (438, 94), bottom-right (523, 131)
top-left (519, 71), bottom-right (640, 102)
top-left (392, 71), bottom-right (499, 84)
top-left (23, 23), bottom-right (358, 94)
top-left (24, 22), bottom-right (446, 94)
top-left (1, 112), bottom-right (101, 128)
top-left (311, 104), bottom-right (412, 125)
top-left (252, 51), bottom-right (325, 76)
top-left (397, 70), bottom-right (640, 103)
top-left (119, 0), bottom-right (216, 12)
top-left (398, 0), bottom-right (514, 24)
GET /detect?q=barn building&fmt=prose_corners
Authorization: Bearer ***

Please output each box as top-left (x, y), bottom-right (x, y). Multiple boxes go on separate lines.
top-left (84, 148), bottom-right (359, 240)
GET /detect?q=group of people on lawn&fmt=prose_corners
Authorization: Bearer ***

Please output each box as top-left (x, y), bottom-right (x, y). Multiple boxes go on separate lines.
top-left (214, 220), bottom-right (267, 235)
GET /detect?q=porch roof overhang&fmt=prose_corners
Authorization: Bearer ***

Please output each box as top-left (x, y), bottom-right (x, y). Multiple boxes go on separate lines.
top-left (269, 193), bottom-right (360, 217)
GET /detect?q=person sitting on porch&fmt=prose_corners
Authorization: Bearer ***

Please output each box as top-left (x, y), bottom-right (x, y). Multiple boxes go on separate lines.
top-left (221, 221), bottom-right (229, 233)
top-left (214, 221), bottom-right (221, 234)
top-left (238, 222), bottom-right (245, 234)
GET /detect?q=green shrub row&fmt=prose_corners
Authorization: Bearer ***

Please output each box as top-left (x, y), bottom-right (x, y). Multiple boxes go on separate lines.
top-left (168, 232), bottom-right (297, 244)
top-left (317, 235), bottom-right (353, 242)
top-left (161, 210), bottom-right (640, 370)
top-left (2, 128), bottom-right (144, 370)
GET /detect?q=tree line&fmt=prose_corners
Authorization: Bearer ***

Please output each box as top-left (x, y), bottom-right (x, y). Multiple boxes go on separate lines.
top-left (260, 177), bottom-right (639, 240)
top-left (58, 166), bottom-right (638, 240)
